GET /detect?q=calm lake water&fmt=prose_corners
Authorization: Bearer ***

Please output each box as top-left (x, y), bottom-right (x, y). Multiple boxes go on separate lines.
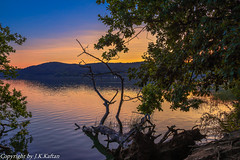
top-left (3, 80), bottom-right (210, 160)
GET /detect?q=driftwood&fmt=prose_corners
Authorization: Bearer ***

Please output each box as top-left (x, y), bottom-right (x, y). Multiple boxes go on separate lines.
top-left (116, 127), bottom-right (205, 160)
top-left (82, 128), bottom-right (114, 160)
top-left (75, 40), bottom-right (208, 160)
top-left (82, 114), bottom-right (151, 145)
top-left (156, 128), bottom-right (206, 160)
top-left (80, 110), bottom-right (205, 159)
top-left (81, 123), bottom-right (206, 160)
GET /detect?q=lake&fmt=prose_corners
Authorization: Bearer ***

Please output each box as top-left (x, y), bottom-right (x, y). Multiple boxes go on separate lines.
top-left (2, 80), bottom-right (209, 160)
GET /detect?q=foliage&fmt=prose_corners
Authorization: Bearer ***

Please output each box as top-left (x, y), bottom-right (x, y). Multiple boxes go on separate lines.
top-left (213, 90), bottom-right (237, 103)
top-left (0, 129), bottom-right (32, 159)
top-left (0, 23), bottom-right (32, 147)
top-left (221, 103), bottom-right (240, 132)
top-left (200, 106), bottom-right (240, 135)
top-left (199, 81), bottom-right (240, 135)
top-left (95, 0), bottom-right (240, 114)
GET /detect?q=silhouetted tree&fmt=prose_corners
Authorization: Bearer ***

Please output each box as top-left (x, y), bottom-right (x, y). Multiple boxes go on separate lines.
top-left (95, 0), bottom-right (240, 115)
top-left (0, 24), bottom-right (32, 153)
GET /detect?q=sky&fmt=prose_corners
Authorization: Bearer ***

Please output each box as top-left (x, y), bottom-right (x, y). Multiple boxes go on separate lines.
top-left (1, 0), bottom-right (152, 68)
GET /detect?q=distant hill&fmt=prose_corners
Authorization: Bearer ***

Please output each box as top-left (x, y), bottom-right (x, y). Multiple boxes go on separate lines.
top-left (13, 62), bottom-right (142, 85)
top-left (17, 62), bottom-right (141, 78)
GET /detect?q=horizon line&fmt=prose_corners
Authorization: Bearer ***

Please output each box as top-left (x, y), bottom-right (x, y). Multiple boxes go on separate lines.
top-left (16, 61), bottom-right (144, 69)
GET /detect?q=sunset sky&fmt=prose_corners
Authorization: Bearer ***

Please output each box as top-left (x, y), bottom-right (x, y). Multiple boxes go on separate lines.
top-left (1, 0), bottom-right (152, 68)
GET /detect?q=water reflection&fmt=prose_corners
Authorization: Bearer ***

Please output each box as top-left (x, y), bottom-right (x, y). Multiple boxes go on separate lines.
top-left (3, 80), bottom-right (208, 160)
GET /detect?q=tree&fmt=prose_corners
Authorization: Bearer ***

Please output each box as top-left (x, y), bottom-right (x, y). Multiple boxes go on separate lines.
top-left (95, 0), bottom-right (240, 116)
top-left (76, 40), bottom-right (205, 160)
top-left (0, 24), bottom-right (32, 150)
top-left (78, 1), bottom-right (239, 159)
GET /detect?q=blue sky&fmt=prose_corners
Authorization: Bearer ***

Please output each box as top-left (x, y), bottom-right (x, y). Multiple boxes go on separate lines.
top-left (0, 0), bottom-right (147, 68)
top-left (0, 0), bottom-right (107, 38)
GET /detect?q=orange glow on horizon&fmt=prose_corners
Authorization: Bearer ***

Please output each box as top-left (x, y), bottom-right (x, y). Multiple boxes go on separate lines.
top-left (9, 29), bottom-right (154, 68)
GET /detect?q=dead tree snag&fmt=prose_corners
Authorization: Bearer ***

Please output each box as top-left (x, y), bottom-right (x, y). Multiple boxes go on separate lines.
top-left (75, 40), bottom-right (206, 160)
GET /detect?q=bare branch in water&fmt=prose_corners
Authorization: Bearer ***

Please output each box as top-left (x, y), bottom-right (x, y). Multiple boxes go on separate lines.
top-left (76, 40), bottom-right (124, 132)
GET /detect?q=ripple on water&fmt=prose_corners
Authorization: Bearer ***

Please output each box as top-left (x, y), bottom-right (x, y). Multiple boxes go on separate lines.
top-left (4, 80), bottom-right (209, 160)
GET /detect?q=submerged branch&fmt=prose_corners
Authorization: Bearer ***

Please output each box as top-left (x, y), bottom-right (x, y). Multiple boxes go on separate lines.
top-left (116, 75), bottom-right (124, 134)
top-left (74, 123), bottom-right (81, 130)
top-left (110, 89), bottom-right (119, 104)
top-left (77, 39), bottom-right (125, 133)
top-left (79, 61), bottom-right (110, 125)
top-left (82, 126), bottom-right (114, 159)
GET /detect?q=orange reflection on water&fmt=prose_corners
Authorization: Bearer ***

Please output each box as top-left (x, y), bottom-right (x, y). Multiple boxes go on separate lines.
top-left (4, 79), bottom-right (213, 133)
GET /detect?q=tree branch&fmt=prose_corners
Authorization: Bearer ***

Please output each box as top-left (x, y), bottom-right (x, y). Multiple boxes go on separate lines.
top-left (124, 26), bottom-right (146, 44)
top-left (158, 125), bottom-right (176, 144)
top-left (77, 39), bottom-right (124, 133)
